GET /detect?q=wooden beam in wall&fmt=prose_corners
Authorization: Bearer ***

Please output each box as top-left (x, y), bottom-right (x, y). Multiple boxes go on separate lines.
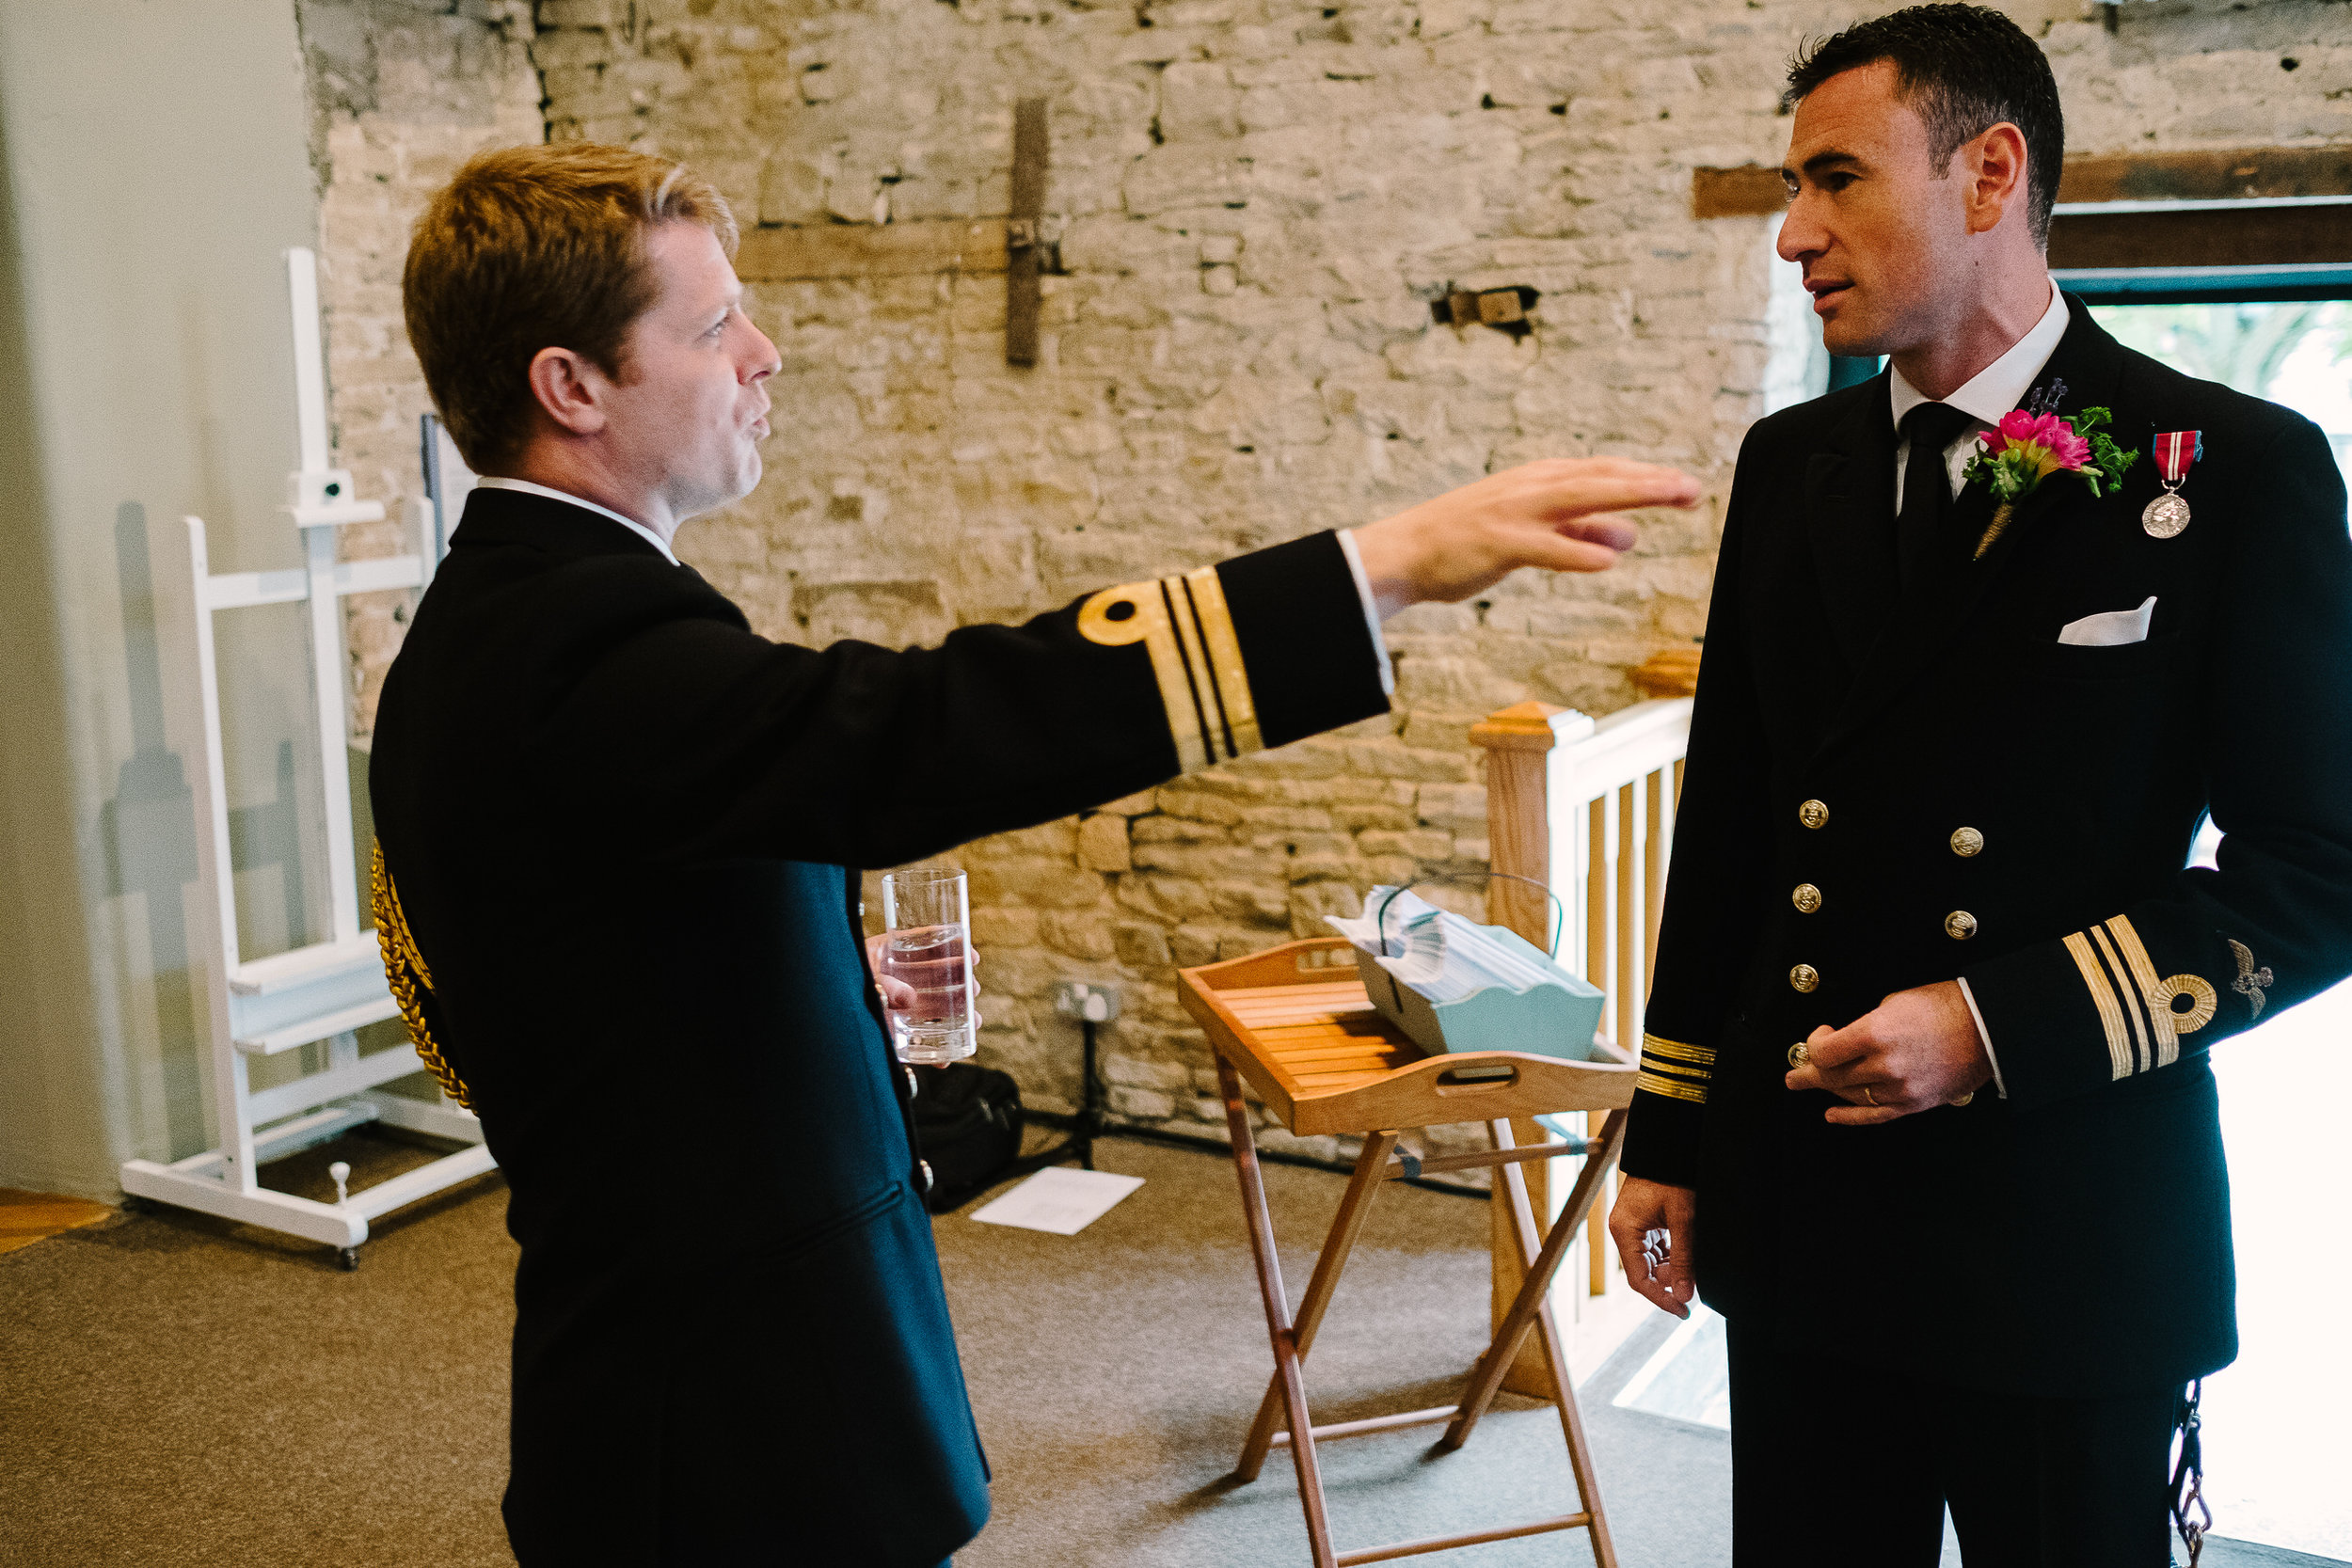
top-left (2056, 146), bottom-right (2352, 206)
top-left (734, 219), bottom-right (1008, 282)
top-left (2047, 202), bottom-right (2352, 270)
top-left (1692, 163), bottom-right (1787, 219)
top-left (1691, 145), bottom-right (2352, 219)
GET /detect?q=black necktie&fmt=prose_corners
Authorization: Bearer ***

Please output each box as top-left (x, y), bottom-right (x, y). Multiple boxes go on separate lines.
top-left (1897, 402), bottom-right (1979, 590)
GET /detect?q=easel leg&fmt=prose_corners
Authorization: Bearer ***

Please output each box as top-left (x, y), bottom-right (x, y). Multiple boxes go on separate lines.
top-left (1442, 1112), bottom-right (1629, 1568)
top-left (1216, 1055), bottom-right (1339, 1568)
top-left (1235, 1128), bottom-right (1401, 1481)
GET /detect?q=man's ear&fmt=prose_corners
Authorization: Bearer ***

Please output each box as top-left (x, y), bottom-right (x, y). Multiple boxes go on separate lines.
top-left (1963, 121), bottom-right (2031, 238)
top-left (526, 346), bottom-right (611, 439)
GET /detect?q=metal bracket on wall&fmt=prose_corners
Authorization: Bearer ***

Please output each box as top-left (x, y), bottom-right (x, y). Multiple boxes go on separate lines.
top-left (1433, 284), bottom-right (1542, 341)
top-left (1007, 97), bottom-right (1050, 367)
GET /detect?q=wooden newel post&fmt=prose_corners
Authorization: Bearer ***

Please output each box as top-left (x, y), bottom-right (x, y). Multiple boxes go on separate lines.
top-left (1471, 701), bottom-right (1571, 1401)
top-left (1470, 671), bottom-right (1697, 1402)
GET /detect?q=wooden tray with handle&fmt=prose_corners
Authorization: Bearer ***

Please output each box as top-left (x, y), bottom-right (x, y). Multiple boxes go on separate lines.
top-left (1178, 937), bottom-right (1635, 1138)
top-left (1178, 935), bottom-right (1638, 1568)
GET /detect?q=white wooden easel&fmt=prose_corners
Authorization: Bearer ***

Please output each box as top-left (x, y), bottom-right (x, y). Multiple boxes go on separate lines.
top-left (118, 248), bottom-right (495, 1267)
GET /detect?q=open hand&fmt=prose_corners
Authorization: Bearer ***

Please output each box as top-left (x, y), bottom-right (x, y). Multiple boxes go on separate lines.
top-left (1607, 1176), bottom-right (1699, 1319)
top-left (1783, 979), bottom-right (1992, 1125)
top-left (1349, 458), bottom-right (1703, 617)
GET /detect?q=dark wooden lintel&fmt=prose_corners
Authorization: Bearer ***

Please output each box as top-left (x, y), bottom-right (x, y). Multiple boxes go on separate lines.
top-left (1692, 145), bottom-right (2352, 220)
top-left (2048, 202), bottom-right (2352, 271)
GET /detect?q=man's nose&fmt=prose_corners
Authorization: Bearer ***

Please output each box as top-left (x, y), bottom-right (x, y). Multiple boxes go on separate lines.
top-left (744, 325), bottom-right (782, 383)
top-left (1776, 200), bottom-right (1821, 265)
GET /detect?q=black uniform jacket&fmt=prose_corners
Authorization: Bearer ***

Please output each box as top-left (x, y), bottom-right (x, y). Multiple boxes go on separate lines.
top-left (367, 485), bottom-right (1388, 1565)
top-left (1623, 301), bottom-right (2352, 1399)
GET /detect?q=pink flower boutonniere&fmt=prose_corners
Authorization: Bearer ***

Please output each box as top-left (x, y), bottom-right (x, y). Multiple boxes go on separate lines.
top-left (1963, 396), bottom-right (2138, 559)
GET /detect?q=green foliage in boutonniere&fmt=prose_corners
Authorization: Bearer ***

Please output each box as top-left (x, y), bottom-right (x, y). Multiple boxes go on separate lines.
top-left (1965, 401), bottom-right (2139, 558)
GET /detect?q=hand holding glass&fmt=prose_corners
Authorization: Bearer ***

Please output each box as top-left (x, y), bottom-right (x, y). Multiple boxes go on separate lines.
top-left (879, 867), bottom-right (977, 1064)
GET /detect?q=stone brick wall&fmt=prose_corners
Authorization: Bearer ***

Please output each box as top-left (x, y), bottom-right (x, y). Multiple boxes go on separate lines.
top-left (297, 0), bottom-right (544, 730)
top-left (317, 0), bottom-right (2352, 1154)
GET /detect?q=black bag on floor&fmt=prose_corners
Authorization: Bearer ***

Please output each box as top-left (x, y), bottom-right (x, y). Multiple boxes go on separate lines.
top-left (911, 1062), bottom-right (1025, 1213)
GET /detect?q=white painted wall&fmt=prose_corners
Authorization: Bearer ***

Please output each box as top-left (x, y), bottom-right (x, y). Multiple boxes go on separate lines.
top-left (0, 0), bottom-right (323, 1196)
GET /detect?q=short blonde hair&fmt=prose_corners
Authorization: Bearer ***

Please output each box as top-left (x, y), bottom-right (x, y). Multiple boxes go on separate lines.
top-left (404, 143), bottom-right (739, 472)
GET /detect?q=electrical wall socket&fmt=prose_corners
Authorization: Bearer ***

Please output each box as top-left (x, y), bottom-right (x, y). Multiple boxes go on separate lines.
top-left (1053, 981), bottom-right (1122, 1023)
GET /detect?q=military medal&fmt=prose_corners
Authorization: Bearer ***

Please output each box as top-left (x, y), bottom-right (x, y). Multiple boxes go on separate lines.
top-left (2141, 430), bottom-right (2200, 538)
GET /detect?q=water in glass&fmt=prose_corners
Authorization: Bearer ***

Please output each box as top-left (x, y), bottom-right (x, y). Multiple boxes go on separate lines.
top-left (880, 867), bottom-right (977, 1064)
top-left (879, 924), bottom-right (975, 1063)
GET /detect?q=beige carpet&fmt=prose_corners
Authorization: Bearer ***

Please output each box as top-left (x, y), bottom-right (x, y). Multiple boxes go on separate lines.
top-left (0, 1128), bottom-right (1740, 1567)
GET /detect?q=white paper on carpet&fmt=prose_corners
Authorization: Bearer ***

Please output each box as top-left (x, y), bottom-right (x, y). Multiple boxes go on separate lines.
top-left (969, 1167), bottom-right (1144, 1235)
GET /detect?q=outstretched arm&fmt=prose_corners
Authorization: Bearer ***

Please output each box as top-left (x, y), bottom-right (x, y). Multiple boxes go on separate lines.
top-left (561, 459), bottom-right (1699, 869)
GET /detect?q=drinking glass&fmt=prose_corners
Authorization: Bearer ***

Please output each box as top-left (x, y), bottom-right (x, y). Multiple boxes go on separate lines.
top-left (879, 866), bottom-right (977, 1064)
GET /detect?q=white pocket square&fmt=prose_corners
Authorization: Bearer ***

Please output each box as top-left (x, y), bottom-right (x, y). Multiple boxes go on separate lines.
top-left (2058, 595), bottom-right (2156, 647)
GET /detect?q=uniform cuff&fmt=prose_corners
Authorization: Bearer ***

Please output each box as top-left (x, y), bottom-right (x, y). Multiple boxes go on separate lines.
top-left (1620, 1090), bottom-right (1704, 1187)
top-left (1962, 929), bottom-right (2151, 1112)
top-left (1955, 976), bottom-right (2006, 1099)
top-left (1213, 531), bottom-right (1393, 751)
top-left (1335, 528), bottom-right (1397, 696)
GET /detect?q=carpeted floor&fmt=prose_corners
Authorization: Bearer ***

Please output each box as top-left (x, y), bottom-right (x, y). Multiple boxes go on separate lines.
top-left (0, 1129), bottom-right (2328, 1567)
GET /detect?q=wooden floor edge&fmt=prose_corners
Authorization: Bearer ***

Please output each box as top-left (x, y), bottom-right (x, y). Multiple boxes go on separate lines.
top-left (0, 1188), bottom-right (118, 1257)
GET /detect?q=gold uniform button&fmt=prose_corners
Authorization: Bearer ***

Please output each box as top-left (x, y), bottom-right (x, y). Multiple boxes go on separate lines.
top-left (1946, 911), bottom-right (1978, 941)
top-left (1799, 800), bottom-right (1829, 831)
top-left (1790, 963), bottom-right (1820, 992)
top-left (1950, 827), bottom-right (1984, 858)
top-left (1792, 883), bottom-right (1822, 914)
top-left (1788, 1042), bottom-right (1810, 1068)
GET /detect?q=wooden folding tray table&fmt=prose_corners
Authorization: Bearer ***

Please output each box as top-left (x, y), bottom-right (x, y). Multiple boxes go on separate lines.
top-left (1179, 937), bottom-right (1636, 1568)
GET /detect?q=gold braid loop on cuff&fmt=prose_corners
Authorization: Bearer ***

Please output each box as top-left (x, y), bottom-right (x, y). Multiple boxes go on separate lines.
top-left (370, 840), bottom-right (475, 1111)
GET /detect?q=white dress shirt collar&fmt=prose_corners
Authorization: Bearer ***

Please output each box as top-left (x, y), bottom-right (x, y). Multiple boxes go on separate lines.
top-left (1889, 279), bottom-right (2069, 431)
top-left (474, 476), bottom-right (681, 566)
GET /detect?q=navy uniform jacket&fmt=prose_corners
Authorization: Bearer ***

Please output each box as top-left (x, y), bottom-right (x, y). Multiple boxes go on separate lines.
top-left (1624, 302), bottom-right (2352, 1398)
top-left (367, 485), bottom-right (1389, 1565)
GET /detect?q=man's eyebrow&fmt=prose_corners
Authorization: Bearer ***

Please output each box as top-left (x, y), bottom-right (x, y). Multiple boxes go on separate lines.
top-left (1786, 150), bottom-right (1863, 182)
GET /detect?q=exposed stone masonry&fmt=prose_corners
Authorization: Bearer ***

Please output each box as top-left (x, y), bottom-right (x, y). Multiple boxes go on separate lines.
top-left (313, 0), bottom-right (2352, 1154)
top-left (298, 0), bottom-right (544, 728)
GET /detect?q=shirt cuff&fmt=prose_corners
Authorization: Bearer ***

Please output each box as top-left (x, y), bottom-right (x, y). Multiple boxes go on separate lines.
top-left (1955, 976), bottom-right (2007, 1099)
top-left (1335, 528), bottom-right (1396, 696)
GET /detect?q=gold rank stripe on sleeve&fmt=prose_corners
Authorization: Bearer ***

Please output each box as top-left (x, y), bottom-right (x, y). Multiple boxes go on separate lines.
top-left (1636, 1032), bottom-right (1713, 1104)
top-left (2063, 914), bottom-right (2209, 1081)
top-left (2088, 924), bottom-right (2153, 1075)
top-left (1077, 568), bottom-right (1263, 773)
top-left (2103, 914), bottom-right (2180, 1069)
top-left (2061, 930), bottom-right (2137, 1081)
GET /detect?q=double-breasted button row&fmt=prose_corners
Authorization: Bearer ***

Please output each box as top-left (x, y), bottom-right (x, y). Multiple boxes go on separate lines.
top-left (1794, 801), bottom-right (1828, 958)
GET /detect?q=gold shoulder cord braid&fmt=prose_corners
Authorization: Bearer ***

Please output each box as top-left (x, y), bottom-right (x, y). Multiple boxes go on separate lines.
top-left (370, 840), bottom-right (475, 1110)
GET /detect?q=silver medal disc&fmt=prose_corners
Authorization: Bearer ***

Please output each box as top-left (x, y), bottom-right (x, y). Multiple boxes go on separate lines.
top-left (2142, 492), bottom-right (2191, 539)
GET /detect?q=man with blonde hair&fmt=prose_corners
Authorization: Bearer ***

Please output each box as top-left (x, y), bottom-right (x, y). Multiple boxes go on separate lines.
top-left (373, 141), bottom-right (1698, 1565)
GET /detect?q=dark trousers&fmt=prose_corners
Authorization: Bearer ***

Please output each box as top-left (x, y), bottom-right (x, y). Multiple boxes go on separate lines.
top-left (1726, 1320), bottom-right (2181, 1567)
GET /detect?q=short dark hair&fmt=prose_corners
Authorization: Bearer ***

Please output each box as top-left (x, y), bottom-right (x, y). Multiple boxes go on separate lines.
top-left (1787, 4), bottom-right (2064, 246)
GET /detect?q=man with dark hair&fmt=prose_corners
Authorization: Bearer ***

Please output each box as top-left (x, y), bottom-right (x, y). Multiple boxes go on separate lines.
top-left (1607, 7), bottom-right (2352, 1564)
top-left (1783, 3), bottom-right (2064, 245)
top-left (372, 142), bottom-right (1699, 1566)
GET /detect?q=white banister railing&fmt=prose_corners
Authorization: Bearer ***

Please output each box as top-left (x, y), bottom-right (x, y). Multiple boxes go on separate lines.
top-left (1471, 688), bottom-right (1692, 1398)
